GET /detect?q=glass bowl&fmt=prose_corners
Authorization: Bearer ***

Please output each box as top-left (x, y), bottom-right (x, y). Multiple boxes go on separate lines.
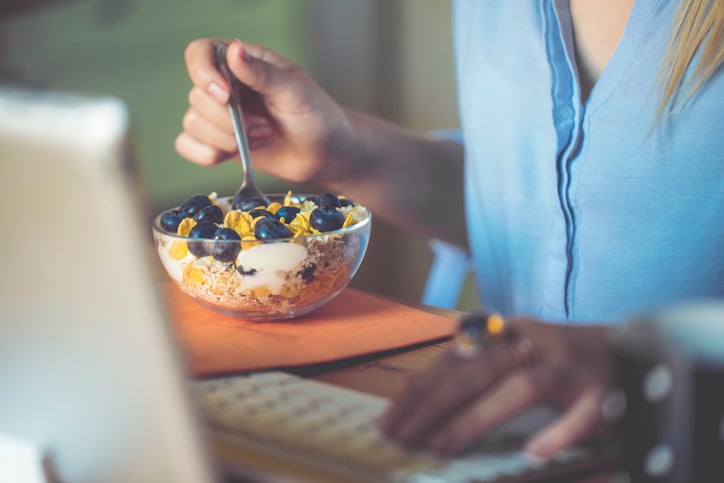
top-left (152, 193), bottom-right (371, 321)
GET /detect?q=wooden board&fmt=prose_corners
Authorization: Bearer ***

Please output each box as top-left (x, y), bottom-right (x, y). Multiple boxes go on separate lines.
top-left (165, 283), bottom-right (457, 377)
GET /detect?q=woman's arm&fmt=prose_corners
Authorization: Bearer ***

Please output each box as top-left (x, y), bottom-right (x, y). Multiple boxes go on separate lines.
top-left (323, 111), bottom-right (466, 246)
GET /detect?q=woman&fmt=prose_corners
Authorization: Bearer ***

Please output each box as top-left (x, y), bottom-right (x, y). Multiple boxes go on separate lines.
top-left (176, 0), bottom-right (723, 457)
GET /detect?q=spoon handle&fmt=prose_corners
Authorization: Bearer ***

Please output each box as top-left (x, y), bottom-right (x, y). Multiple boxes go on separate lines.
top-left (215, 43), bottom-right (255, 187)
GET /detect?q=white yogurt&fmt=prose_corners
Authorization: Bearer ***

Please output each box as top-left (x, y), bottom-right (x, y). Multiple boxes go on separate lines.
top-left (235, 242), bottom-right (308, 292)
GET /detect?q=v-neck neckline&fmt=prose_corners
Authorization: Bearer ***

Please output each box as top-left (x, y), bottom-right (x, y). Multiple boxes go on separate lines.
top-left (553, 0), bottom-right (664, 112)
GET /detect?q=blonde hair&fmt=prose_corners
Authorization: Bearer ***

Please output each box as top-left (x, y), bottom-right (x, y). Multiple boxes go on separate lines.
top-left (657, 0), bottom-right (724, 122)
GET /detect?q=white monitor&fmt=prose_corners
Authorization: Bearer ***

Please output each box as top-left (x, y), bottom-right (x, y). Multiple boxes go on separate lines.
top-left (0, 87), bottom-right (216, 483)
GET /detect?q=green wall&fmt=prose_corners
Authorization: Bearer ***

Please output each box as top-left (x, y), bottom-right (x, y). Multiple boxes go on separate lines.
top-left (2, 0), bottom-right (309, 210)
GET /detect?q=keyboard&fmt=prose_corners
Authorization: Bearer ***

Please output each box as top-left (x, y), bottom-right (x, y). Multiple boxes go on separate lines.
top-left (193, 372), bottom-right (605, 482)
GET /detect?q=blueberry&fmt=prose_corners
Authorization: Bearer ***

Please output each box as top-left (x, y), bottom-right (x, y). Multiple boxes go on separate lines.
top-left (315, 192), bottom-right (341, 210)
top-left (275, 206), bottom-right (301, 223)
top-left (254, 217), bottom-right (293, 240)
top-left (339, 197), bottom-right (354, 208)
top-left (179, 194), bottom-right (212, 217)
top-left (237, 265), bottom-right (257, 276)
top-left (194, 204), bottom-right (224, 224)
top-left (211, 228), bottom-right (241, 262)
top-left (310, 207), bottom-right (344, 232)
top-left (249, 208), bottom-right (275, 220)
top-left (298, 263), bottom-right (316, 281)
top-left (187, 222), bottom-right (217, 258)
top-left (160, 209), bottom-right (185, 233)
top-left (232, 196), bottom-right (267, 212)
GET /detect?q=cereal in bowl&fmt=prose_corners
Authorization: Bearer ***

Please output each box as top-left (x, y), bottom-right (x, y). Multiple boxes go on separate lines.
top-left (154, 191), bottom-right (371, 320)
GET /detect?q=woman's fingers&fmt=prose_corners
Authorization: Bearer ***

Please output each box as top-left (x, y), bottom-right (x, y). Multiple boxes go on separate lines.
top-left (174, 132), bottom-right (233, 167)
top-left (184, 38), bottom-right (231, 104)
top-left (390, 360), bottom-right (487, 448)
top-left (182, 109), bottom-right (237, 153)
top-left (378, 317), bottom-right (611, 460)
top-left (381, 341), bottom-right (523, 448)
top-left (188, 85), bottom-right (272, 133)
top-left (226, 39), bottom-right (321, 116)
top-left (226, 39), bottom-right (302, 99)
top-left (426, 366), bottom-right (548, 456)
top-left (182, 81), bottom-right (275, 167)
top-left (379, 351), bottom-right (460, 434)
top-left (523, 386), bottom-right (606, 458)
top-left (187, 86), bottom-right (233, 134)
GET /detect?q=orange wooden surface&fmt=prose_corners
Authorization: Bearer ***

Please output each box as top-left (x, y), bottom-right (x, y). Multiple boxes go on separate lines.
top-left (165, 283), bottom-right (457, 377)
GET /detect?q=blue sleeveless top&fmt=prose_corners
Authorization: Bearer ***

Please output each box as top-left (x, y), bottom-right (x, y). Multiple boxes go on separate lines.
top-left (453, 0), bottom-right (723, 322)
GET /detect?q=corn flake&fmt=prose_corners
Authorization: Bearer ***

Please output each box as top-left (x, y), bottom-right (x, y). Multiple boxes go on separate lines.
top-left (169, 241), bottom-right (189, 260)
top-left (182, 264), bottom-right (205, 286)
top-left (267, 201), bottom-right (282, 214)
top-left (342, 212), bottom-right (356, 229)
top-left (288, 212), bottom-right (312, 235)
top-left (177, 218), bottom-right (197, 236)
top-left (224, 210), bottom-right (253, 237)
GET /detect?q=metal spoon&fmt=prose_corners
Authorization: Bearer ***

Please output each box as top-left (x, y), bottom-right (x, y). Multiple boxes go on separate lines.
top-left (215, 43), bottom-right (270, 211)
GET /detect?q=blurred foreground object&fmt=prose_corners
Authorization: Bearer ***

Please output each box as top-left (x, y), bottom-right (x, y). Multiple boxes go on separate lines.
top-left (608, 302), bottom-right (724, 482)
top-left (0, 87), bottom-right (215, 483)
